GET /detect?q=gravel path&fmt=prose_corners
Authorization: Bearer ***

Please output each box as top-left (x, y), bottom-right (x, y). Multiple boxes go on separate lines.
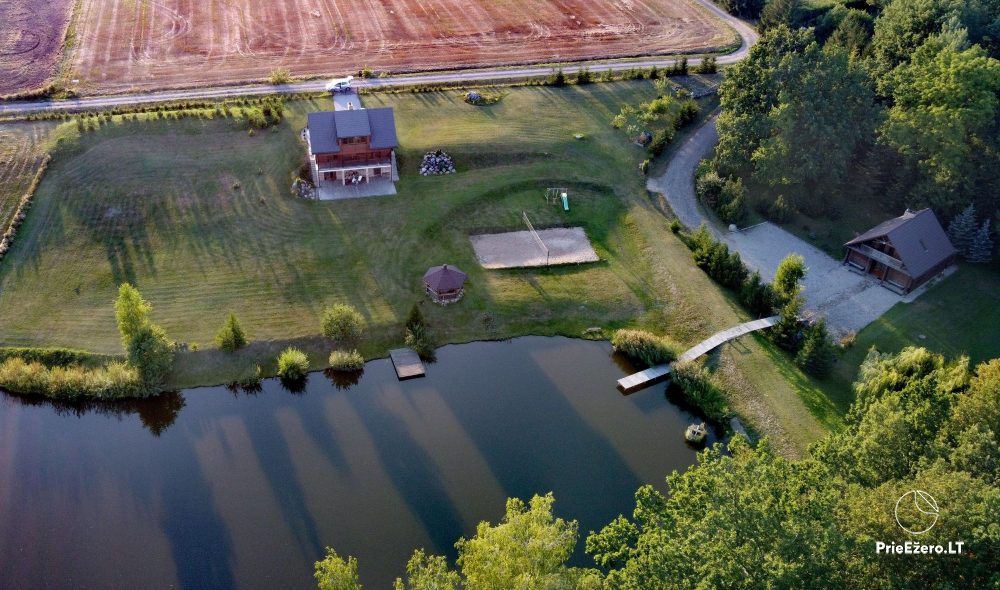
top-left (647, 116), bottom-right (908, 336)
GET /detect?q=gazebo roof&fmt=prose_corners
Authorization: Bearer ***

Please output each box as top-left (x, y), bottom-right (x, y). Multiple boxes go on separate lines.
top-left (423, 264), bottom-right (467, 292)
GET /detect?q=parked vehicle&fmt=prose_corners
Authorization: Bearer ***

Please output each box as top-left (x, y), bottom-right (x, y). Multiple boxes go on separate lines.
top-left (325, 76), bottom-right (354, 93)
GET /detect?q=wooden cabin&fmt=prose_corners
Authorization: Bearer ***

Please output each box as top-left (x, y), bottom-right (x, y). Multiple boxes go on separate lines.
top-left (843, 209), bottom-right (956, 294)
top-left (305, 108), bottom-right (398, 187)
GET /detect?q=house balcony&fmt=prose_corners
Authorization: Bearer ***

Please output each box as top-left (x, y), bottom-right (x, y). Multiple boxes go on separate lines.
top-left (849, 244), bottom-right (905, 271)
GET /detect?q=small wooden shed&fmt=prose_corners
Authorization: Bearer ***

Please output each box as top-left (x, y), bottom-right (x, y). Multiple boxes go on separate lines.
top-left (423, 264), bottom-right (467, 303)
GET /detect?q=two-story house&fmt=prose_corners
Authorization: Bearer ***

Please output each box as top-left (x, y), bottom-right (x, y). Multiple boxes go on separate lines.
top-left (305, 107), bottom-right (398, 189)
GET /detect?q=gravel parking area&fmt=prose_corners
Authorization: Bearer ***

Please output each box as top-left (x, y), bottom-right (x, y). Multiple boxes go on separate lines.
top-left (726, 223), bottom-right (904, 336)
top-left (470, 227), bottom-right (599, 269)
top-left (645, 116), bottom-right (929, 337)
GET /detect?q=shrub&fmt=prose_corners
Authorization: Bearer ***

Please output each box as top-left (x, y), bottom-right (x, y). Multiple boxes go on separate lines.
top-left (268, 68), bottom-right (292, 84)
top-left (329, 350), bottom-right (365, 372)
top-left (671, 362), bottom-right (729, 422)
top-left (245, 108), bottom-right (268, 129)
top-left (405, 323), bottom-right (437, 360)
top-left (647, 127), bottom-right (675, 157)
top-left (675, 99), bottom-right (700, 127)
top-left (696, 170), bottom-right (726, 208)
top-left (127, 324), bottom-right (174, 387)
top-left (236, 364), bottom-right (263, 390)
top-left (277, 347), bottom-right (310, 380)
top-left (549, 69), bottom-right (566, 86)
top-left (321, 304), bottom-right (366, 341)
top-left (0, 357), bottom-right (142, 400)
top-left (215, 313), bottom-right (248, 352)
top-left (767, 195), bottom-right (792, 223)
top-left (575, 68), bottom-right (593, 84)
top-left (611, 329), bottom-right (679, 366)
top-left (669, 218), bottom-right (683, 233)
top-left (0, 347), bottom-right (98, 368)
top-left (640, 159), bottom-right (650, 174)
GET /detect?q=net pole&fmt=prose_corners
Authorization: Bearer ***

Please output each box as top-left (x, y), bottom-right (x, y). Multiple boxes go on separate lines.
top-left (522, 211), bottom-right (549, 262)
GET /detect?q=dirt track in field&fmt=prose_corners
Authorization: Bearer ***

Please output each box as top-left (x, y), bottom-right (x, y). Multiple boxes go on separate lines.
top-left (0, 0), bottom-right (76, 96)
top-left (69, 0), bottom-right (732, 93)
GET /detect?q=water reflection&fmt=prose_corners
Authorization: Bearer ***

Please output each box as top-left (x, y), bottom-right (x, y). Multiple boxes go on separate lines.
top-left (0, 389), bottom-right (187, 436)
top-left (0, 337), bottom-right (712, 589)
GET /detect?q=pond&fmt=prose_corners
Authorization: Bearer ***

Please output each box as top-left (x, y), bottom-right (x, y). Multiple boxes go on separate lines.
top-left (0, 337), bottom-right (716, 589)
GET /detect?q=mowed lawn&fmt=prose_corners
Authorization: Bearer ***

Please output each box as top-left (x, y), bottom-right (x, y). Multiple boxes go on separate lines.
top-left (0, 121), bottom-right (58, 231)
top-left (0, 84), bottom-right (659, 357)
top-left (0, 83), bottom-right (835, 455)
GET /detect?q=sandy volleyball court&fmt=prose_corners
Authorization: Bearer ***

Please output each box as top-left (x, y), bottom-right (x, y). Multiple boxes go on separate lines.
top-left (67, 0), bottom-right (732, 93)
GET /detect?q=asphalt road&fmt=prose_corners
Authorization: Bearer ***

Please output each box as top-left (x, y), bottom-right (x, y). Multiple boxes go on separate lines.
top-left (0, 0), bottom-right (757, 116)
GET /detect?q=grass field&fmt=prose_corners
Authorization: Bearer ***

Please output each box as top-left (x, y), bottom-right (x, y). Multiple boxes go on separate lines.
top-left (0, 122), bottom-right (58, 233)
top-left (0, 82), bottom-right (834, 455)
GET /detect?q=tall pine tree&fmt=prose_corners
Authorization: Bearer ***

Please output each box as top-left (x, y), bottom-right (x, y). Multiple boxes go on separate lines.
top-left (967, 220), bottom-right (994, 263)
top-left (947, 204), bottom-right (978, 257)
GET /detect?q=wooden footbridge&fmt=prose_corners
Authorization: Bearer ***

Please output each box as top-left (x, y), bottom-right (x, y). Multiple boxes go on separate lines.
top-left (616, 316), bottom-right (780, 392)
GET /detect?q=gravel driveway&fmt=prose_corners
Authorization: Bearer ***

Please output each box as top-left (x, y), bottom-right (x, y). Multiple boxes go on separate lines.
top-left (648, 116), bottom-right (913, 336)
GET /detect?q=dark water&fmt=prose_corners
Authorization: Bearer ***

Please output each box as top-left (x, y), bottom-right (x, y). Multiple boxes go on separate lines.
top-left (0, 337), bottom-right (713, 589)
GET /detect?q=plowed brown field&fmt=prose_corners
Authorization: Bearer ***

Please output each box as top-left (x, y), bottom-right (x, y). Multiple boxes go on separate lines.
top-left (70, 0), bottom-right (731, 92)
top-left (0, 0), bottom-right (76, 96)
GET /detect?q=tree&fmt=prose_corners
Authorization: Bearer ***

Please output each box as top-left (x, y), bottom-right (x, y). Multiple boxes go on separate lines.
top-left (739, 270), bottom-right (777, 317)
top-left (947, 203), bottom-right (979, 255)
top-left (770, 296), bottom-right (804, 352)
top-left (405, 303), bottom-right (425, 332)
top-left (795, 318), bottom-right (836, 378)
top-left (879, 32), bottom-right (1000, 214)
top-left (717, 27), bottom-right (813, 176)
top-left (321, 304), bottom-right (366, 341)
top-left (592, 437), bottom-right (853, 589)
top-left (869, 0), bottom-right (964, 80)
top-left (456, 493), bottom-right (599, 589)
top-left (760, 0), bottom-right (799, 32)
top-left (215, 313), bottom-right (248, 352)
top-left (967, 220), bottom-right (995, 262)
top-left (750, 43), bottom-right (877, 210)
top-left (115, 283), bottom-right (152, 348)
top-left (393, 550), bottom-right (460, 590)
top-left (321, 494), bottom-right (601, 590)
top-left (773, 253), bottom-right (806, 305)
top-left (314, 549), bottom-right (362, 590)
top-left (827, 9), bottom-right (875, 60)
top-left (127, 323), bottom-right (174, 387)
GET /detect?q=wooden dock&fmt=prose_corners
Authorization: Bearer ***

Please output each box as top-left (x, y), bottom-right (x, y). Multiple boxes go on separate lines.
top-left (617, 316), bottom-right (779, 392)
top-left (389, 348), bottom-right (425, 380)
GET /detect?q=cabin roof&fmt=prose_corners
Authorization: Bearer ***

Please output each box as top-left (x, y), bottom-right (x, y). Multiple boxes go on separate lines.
top-left (307, 108), bottom-right (398, 154)
top-left (845, 209), bottom-right (956, 277)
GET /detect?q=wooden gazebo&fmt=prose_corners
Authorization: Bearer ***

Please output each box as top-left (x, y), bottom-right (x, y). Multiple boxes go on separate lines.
top-left (423, 264), bottom-right (467, 303)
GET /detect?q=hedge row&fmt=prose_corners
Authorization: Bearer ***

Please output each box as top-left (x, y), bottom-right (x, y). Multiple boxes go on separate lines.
top-left (0, 155), bottom-right (50, 262)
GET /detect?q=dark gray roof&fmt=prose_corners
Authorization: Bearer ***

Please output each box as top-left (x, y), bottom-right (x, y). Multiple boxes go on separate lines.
top-left (846, 209), bottom-right (956, 277)
top-left (423, 264), bottom-right (467, 291)
top-left (334, 109), bottom-right (371, 138)
top-left (307, 108), bottom-right (398, 154)
top-left (366, 108), bottom-right (398, 149)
